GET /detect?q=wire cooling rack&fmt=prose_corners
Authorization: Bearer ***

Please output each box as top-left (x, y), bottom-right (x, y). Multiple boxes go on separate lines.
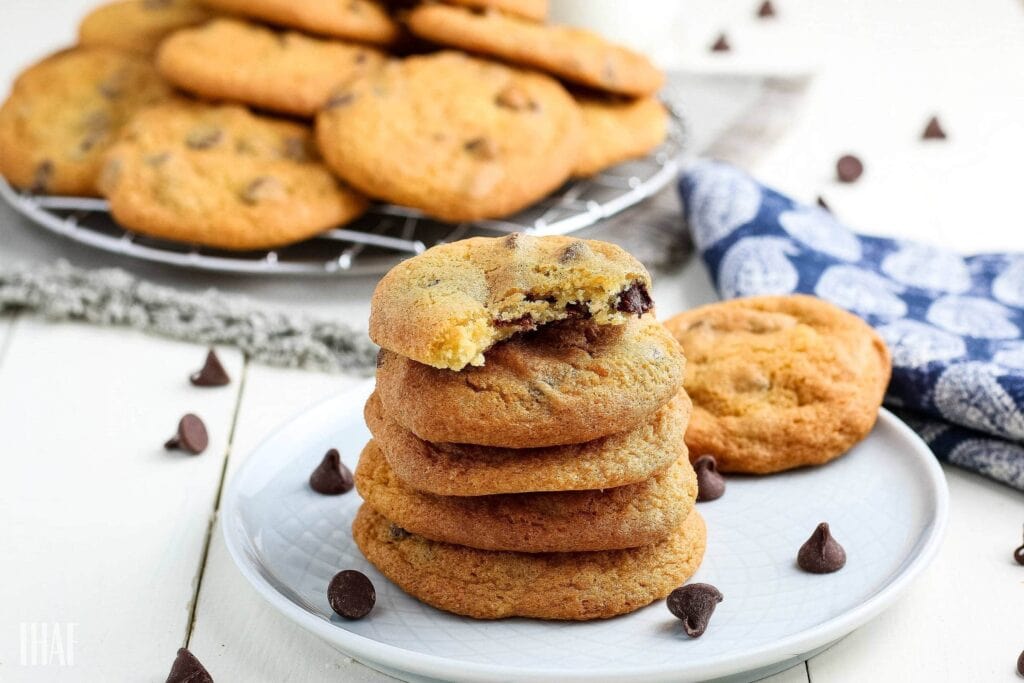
top-left (0, 111), bottom-right (685, 277)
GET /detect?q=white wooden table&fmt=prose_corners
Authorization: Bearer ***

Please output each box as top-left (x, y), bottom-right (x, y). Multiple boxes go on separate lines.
top-left (2, 1), bottom-right (1024, 681)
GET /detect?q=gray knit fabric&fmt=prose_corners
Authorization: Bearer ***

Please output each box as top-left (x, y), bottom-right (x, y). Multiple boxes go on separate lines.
top-left (0, 261), bottom-right (378, 373)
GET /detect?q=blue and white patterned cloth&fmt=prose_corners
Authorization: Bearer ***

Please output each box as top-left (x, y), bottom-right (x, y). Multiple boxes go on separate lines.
top-left (677, 160), bottom-right (1024, 490)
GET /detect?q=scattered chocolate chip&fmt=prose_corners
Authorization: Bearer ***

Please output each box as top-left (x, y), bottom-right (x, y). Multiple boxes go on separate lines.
top-left (30, 160), bottom-right (53, 194)
top-left (1017, 650), bottom-right (1024, 677)
top-left (282, 137), bottom-right (310, 162)
top-left (797, 522), bottom-right (846, 573)
top-left (464, 136), bottom-right (498, 160)
top-left (185, 126), bottom-right (222, 150)
top-left (495, 86), bottom-right (537, 111)
top-left (816, 195), bottom-right (830, 211)
top-left (615, 282), bottom-right (654, 316)
top-left (309, 449), bottom-right (354, 495)
top-left (495, 314), bottom-right (536, 330)
top-left (757, 0), bottom-right (776, 18)
top-left (240, 176), bottom-right (286, 205)
top-left (1013, 525), bottom-right (1024, 565)
top-left (325, 92), bottom-right (355, 109)
top-left (710, 33), bottom-right (731, 52)
top-left (328, 569), bottom-right (375, 619)
top-left (164, 414), bottom-right (209, 455)
top-left (559, 241), bottom-right (589, 263)
top-left (165, 647), bottom-right (213, 683)
top-left (667, 583), bottom-right (723, 638)
top-left (693, 455), bottom-right (726, 502)
top-left (388, 523), bottom-right (410, 540)
top-left (835, 154), bottom-right (863, 183)
top-left (190, 349), bottom-right (230, 387)
top-left (922, 115), bottom-right (947, 140)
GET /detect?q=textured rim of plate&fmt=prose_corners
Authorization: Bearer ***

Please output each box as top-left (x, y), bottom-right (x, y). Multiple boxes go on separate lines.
top-left (222, 385), bottom-right (949, 683)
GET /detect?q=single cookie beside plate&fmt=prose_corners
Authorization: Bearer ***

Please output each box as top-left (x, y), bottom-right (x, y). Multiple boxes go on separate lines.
top-left (375, 315), bottom-right (685, 448)
top-left (157, 18), bottom-right (387, 118)
top-left (0, 47), bottom-right (172, 197)
top-left (369, 233), bottom-right (653, 370)
top-left (365, 390), bottom-right (691, 496)
top-left (353, 504), bottom-right (706, 620)
top-left (315, 51), bottom-right (583, 222)
top-left (406, 5), bottom-right (663, 96)
top-left (78, 0), bottom-right (213, 57)
top-left (665, 295), bottom-right (892, 474)
top-left (197, 0), bottom-right (400, 46)
top-left (98, 101), bottom-right (367, 250)
top-left (574, 95), bottom-right (668, 177)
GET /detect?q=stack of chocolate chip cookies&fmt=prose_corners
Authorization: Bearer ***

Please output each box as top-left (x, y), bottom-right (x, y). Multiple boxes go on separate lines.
top-left (353, 233), bottom-right (706, 620)
top-left (0, 0), bottom-right (670, 251)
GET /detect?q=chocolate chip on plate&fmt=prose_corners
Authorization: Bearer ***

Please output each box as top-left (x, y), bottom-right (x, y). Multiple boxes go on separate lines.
top-left (1013, 525), bottom-right (1024, 565)
top-left (667, 583), bottom-right (723, 638)
top-left (797, 522), bottom-right (847, 573)
top-left (757, 1), bottom-right (776, 18)
top-left (328, 569), bottom-right (376, 619)
top-left (710, 33), bottom-right (731, 52)
top-left (922, 115), bottom-right (947, 140)
top-left (309, 449), bottom-right (354, 495)
top-left (190, 349), bottom-right (230, 387)
top-left (165, 647), bottom-right (213, 683)
top-left (693, 455), bottom-right (726, 502)
top-left (835, 154), bottom-right (864, 183)
top-left (164, 414), bottom-right (209, 455)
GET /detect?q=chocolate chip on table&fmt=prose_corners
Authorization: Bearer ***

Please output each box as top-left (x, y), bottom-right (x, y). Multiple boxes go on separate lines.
top-left (667, 583), bottom-right (723, 638)
top-left (693, 455), bottom-right (726, 502)
top-left (757, 0), bottom-right (776, 18)
top-left (164, 414), bottom-right (209, 455)
top-left (835, 154), bottom-right (864, 183)
top-left (328, 569), bottom-right (376, 619)
top-left (309, 449), bottom-right (354, 495)
top-left (816, 195), bottom-right (830, 211)
top-left (165, 647), bottom-right (213, 683)
top-left (464, 137), bottom-right (498, 160)
top-left (615, 282), bottom-right (654, 316)
top-left (30, 160), bottom-right (53, 194)
top-left (921, 115), bottom-right (947, 140)
top-left (797, 522), bottom-right (847, 573)
top-left (1013, 524), bottom-right (1024, 565)
top-left (190, 349), bottom-right (230, 387)
top-left (710, 33), bottom-right (731, 52)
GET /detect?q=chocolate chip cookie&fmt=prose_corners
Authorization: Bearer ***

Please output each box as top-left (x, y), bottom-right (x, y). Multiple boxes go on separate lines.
top-left (375, 315), bottom-right (685, 448)
top-left (665, 295), bottom-right (892, 474)
top-left (356, 439), bottom-right (696, 552)
top-left (0, 47), bottom-right (172, 197)
top-left (406, 5), bottom-right (664, 96)
top-left (315, 51), bottom-right (582, 222)
top-left (98, 101), bottom-right (367, 250)
top-left (365, 390), bottom-right (690, 495)
top-left (78, 0), bottom-right (213, 56)
top-left (370, 234), bottom-right (654, 370)
top-left (198, 0), bottom-right (400, 46)
top-left (353, 504), bottom-right (706, 620)
top-left (157, 19), bottom-right (387, 118)
top-left (574, 94), bottom-right (668, 177)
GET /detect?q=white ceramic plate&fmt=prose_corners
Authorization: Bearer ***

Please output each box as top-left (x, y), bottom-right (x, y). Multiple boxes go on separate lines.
top-left (222, 380), bottom-right (948, 683)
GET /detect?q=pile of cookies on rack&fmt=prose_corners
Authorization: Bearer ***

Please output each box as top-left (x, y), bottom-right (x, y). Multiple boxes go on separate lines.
top-left (351, 233), bottom-right (705, 620)
top-left (0, 0), bottom-right (669, 250)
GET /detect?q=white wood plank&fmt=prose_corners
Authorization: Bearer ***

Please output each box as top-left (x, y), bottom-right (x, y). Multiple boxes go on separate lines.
top-left (0, 318), bottom-right (243, 681)
top-left (757, 662), bottom-right (810, 682)
top-left (808, 466), bottom-right (1024, 683)
top-left (185, 365), bottom-right (392, 682)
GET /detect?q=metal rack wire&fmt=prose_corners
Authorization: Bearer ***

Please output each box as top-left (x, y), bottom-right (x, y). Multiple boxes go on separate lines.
top-left (1, 112), bottom-right (685, 277)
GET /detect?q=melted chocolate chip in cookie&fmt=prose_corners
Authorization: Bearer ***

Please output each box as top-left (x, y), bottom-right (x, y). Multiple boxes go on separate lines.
top-left (464, 136), bottom-right (498, 160)
top-left (186, 125), bottom-right (222, 150)
top-left (30, 160), bottom-right (53, 194)
top-left (615, 282), bottom-right (654, 315)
